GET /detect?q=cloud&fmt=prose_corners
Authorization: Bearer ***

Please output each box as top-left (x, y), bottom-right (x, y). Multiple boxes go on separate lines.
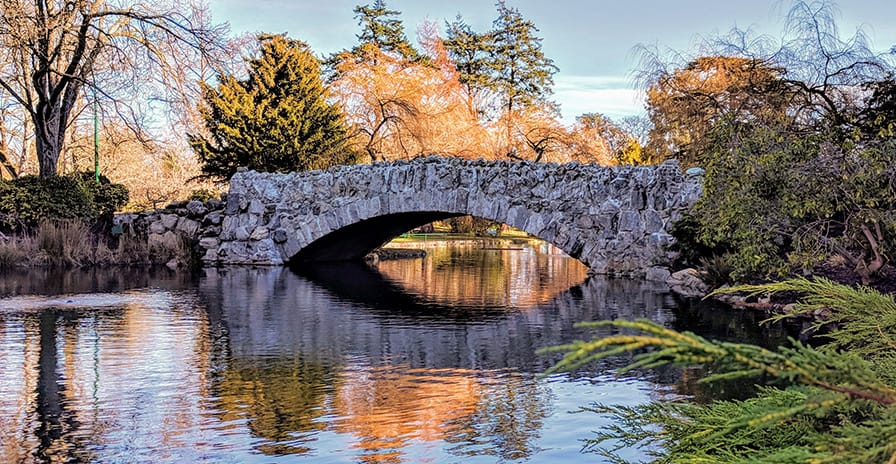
top-left (553, 75), bottom-right (645, 124)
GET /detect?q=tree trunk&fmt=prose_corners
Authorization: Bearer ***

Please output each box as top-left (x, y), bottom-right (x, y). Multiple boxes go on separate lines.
top-left (35, 121), bottom-right (62, 178)
top-left (34, 83), bottom-right (78, 178)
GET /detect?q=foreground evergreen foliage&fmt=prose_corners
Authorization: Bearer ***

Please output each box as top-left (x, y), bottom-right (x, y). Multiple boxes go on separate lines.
top-left (544, 278), bottom-right (896, 463)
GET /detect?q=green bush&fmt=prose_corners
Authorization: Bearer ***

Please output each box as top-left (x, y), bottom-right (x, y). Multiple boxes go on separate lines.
top-left (188, 188), bottom-right (217, 203)
top-left (668, 213), bottom-right (725, 269)
top-left (684, 117), bottom-right (896, 282)
top-left (0, 172), bottom-right (129, 231)
top-left (74, 172), bottom-right (129, 216)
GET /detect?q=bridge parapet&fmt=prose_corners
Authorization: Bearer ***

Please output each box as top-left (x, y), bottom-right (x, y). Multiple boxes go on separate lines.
top-left (201, 157), bottom-right (703, 276)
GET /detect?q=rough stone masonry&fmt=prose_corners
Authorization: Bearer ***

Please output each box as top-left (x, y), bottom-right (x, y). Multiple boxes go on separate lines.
top-left (195, 157), bottom-right (703, 276)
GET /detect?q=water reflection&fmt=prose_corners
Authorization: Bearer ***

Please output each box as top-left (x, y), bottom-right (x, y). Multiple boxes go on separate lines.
top-left (332, 365), bottom-right (482, 463)
top-left (0, 246), bottom-right (795, 463)
top-left (0, 288), bottom-right (214, 463)
top-left (375, 240), bottom-right (588, 308)
top-left (209, 265), bottom-right (676, 373)
top-left (197, 264), bottom-right (680, 461)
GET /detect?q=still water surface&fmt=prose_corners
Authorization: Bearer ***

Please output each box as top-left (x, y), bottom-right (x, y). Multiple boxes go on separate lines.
top-left (0, 240), bottom-right (791, 463)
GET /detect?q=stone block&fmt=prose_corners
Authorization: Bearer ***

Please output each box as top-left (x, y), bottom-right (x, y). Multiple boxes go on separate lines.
top-left (249, 226), bottom-right (269, 241)
top-left (198, 237), bottom-right (220, 249)
top-left (149, 220), bottom-right (167, 235)
top-left (643, 210), bottom-right (664, 234)
top-left (201, 247), bottom-right (219, 263)
top-left (629, 189), bottom-right (646, 210)
top-left (224, 193), bottom-right (242, 215)
top-left (234, 226), bottom-right (251, 241)
top-left (176, 217), bottom-right (200, 237)
top-left (248, 199), bottom-right (265, 215)
top-left (160, 214), bottom-right (178, 230)
top-left (148, 231), bottom-right (179, 251)
top-left (576, 215), bottom-right (594, 229)
top-left (618, 210), bottom-right (641, 232)
top-left (599, 198), bottom-right (621, 214)
top-left (645, 266), bottom-right (671, 282)
top-left (272, 228), bottom-right (288, 243)
top-left (239, 213), bottom-right (259, 229)
top-left (186, 200), bottom-right (208, 218)
top-left (204, 212), bottom-right (223, 226)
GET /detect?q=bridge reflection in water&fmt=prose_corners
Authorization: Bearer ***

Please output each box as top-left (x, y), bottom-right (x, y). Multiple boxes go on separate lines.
top-left (0, 244), bottom-right (791, 463)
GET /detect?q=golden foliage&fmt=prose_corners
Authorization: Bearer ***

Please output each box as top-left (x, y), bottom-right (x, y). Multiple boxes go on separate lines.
top-left (331, 42), bottom-right (490, 162)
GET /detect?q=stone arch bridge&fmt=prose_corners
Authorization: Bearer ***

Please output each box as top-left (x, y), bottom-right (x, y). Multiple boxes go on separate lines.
top-left (201, 157), bottom-right (703, 275)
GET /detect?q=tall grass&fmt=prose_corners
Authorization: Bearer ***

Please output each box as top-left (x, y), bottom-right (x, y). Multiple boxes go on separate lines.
top-left (0, 235), bottom-right (32, 269)
top-left (36, 220), bottom-right (94, 266)
top-left (0, 219), bottom-right (195, 268)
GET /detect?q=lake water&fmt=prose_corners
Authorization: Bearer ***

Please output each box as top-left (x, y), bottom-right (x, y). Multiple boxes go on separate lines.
top-left (0, 240), bottom-right (793, 463)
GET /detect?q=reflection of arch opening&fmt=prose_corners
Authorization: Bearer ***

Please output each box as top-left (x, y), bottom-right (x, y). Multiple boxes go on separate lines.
top-left (289, 212), bottom-right (463, 264)
top-left (287, 209), bottom-right (585, 267)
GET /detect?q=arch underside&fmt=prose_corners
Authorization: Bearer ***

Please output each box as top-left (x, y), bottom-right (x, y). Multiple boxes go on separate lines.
top-left (289, 211), bottom-right (464, 264)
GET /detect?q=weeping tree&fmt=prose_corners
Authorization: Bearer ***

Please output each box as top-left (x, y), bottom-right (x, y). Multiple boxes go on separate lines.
top-left (0, 0), bottom-right (226, 178)
top-left (639, 0), bottom-right (896, 281)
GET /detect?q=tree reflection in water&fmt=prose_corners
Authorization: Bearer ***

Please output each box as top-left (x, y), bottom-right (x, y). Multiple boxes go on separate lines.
top-left (204, 261), bottom-right (567, 461)
top-left (0, 243), bottom-right (797, 463)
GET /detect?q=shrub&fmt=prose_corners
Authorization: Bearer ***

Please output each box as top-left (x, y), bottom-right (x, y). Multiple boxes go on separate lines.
top-left (0, 172), bottom-right (128, 232)
top-left (685, 117), bottom-right (896, 282)
top-left (74, 172), bottom-right (130, 216)
top-left (188, 188), bottom-right (217, 203)
top-left (668, 213), bottom-right (725, 270)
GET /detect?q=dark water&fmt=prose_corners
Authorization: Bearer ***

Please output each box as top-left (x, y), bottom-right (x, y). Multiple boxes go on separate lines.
top-left (0, 241), bottom-right (794, 463)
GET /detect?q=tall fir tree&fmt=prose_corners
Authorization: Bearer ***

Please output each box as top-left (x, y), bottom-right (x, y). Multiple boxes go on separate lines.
top-left (489, 0), bottom-right (558, 114)
top-left (442, 2), bottom-right (558, 155)
top-left (352, 0), bottom-right (420, 61)
top-left (443, 15), bottom-right (494, 92)
top-left (190, 35), bottom-right (355, 179)
top-left (443, 3), bottom-right (558, 113)
top-left (489, 1), bottom-right (558, 152)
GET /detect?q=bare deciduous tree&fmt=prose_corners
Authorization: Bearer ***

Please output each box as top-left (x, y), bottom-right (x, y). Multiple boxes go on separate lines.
top-left (0, 0), bottom-right (226, 178)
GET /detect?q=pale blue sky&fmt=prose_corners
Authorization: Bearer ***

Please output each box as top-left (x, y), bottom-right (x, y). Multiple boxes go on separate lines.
top-left (208, 0), bottom-right (896, 122)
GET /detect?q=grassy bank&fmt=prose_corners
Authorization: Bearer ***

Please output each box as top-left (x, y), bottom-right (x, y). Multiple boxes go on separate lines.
top-left (0, 220), bottom-right (193, 269)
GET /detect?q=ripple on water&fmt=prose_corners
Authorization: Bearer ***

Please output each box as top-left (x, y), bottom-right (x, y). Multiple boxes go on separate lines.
top-left (0, 250), bottom-right (794, 463)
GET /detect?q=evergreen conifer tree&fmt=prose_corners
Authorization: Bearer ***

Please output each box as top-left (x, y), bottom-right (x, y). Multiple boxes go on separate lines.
top-left (442, 2), bottom-right (558, 155)
top-left (443, 3), bottom-right (558, 113)
top-left (352, 0), bottom-right (420, 61)
top-left (190, 35), bottom-right (354, 179)
top-left (488, 0), bottom-right (558, 114)
top-left (443, 15), bottom-right (494, 92)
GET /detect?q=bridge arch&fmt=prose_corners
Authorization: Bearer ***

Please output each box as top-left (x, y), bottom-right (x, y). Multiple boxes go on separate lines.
top-left (204, 157), bottom-right (702, 276)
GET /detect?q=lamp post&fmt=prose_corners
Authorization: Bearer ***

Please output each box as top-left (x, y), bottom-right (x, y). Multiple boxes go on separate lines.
top-left (93, 86), bottom-right (99, 183)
